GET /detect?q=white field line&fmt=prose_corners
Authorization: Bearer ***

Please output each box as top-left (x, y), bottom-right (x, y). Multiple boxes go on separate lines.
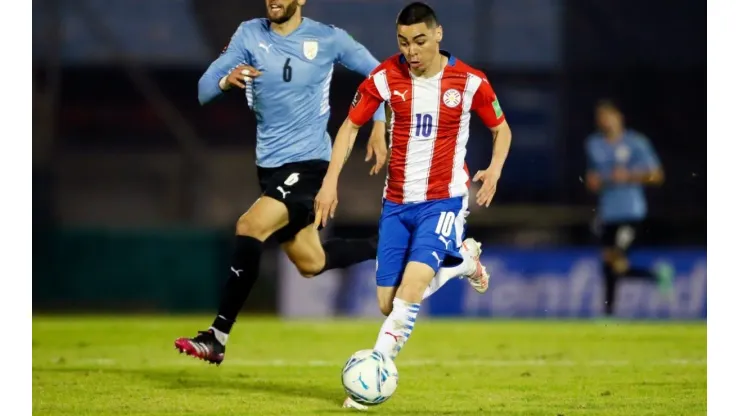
top-left (52, 358), bottom-right (706, 368)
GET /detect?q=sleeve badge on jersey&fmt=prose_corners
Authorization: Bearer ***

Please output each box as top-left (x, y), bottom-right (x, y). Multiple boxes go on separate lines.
top-left (351, 91), bottom-right (362, 108)
top-left (492, 97), bottom-right (504, 118)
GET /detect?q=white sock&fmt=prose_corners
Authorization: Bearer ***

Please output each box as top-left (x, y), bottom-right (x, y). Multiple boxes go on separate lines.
top-left (422, 253), bottom-right (475, 300)
top-left (209, 326), bottom-right (229, 345)
top-left (373, 298), bottom-right (420, 360)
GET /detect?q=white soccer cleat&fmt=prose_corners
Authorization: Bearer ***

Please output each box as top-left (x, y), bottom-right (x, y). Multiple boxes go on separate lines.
top-left (342, 397), bottom-right (368, 411)
top-left (461, 238), bottom-right (489, 294)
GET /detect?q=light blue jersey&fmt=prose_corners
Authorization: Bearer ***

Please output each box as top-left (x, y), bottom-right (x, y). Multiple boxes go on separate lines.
top-left (586, 130), bottom-right (662, 223)
top-left (198, 18), bottom-right (385, 168)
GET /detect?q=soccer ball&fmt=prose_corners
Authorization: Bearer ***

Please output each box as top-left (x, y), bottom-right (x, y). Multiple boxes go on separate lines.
top-left (341, 349), bottom-right (399, 406)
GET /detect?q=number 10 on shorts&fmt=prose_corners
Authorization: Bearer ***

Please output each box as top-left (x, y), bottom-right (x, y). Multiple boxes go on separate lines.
top-left (435, 211), bottom-right (455, 237)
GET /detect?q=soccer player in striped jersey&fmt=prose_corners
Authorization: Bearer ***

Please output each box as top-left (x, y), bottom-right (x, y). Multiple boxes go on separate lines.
top-left (313, 2), bottom-right (512, 409)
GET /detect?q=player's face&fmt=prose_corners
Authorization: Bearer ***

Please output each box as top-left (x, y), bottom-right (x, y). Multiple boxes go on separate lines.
top-left (596, 107), bottom-right (624, 133)
top-left (265, 0), bottom-right (302, 24)
top-left (397, 22), bottom-right (442, 73)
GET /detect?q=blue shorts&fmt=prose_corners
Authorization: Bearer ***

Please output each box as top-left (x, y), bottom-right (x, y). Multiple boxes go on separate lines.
top-left (376, 196), bottom-right (469, 287)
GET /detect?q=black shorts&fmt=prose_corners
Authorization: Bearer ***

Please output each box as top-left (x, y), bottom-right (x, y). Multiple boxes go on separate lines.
top-left (599, 221), bottom-right (642, 251)
top-left (257, 159), bottom-right (329, 244)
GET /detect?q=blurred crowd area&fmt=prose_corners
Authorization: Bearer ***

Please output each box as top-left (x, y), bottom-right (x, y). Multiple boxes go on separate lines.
top-left (32, 0), bottom-right (705, 248)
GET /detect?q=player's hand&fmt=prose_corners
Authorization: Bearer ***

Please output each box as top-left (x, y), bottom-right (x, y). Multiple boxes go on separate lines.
top-left (221, 65), bottom-right (262, 90)
top-left (365, 123), bottom-right (388, 175)
top-left (585, 173), bottom-right (602, 192)
top-left (472, 168), bottom-right (501, 207)
top-left (611, 167), bottom-right (631, 184)
top-left (313, 182), bottom-right (339, 229)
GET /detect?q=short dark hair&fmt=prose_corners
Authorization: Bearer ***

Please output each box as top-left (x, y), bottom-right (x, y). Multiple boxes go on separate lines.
top-left (595, 99), bottom-right (621, 113)
top-left (396, 2), bottom-right (438, 27)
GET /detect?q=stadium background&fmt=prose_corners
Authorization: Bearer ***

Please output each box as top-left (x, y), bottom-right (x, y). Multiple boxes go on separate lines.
top-left (32, 0), bottom-right (706, 319)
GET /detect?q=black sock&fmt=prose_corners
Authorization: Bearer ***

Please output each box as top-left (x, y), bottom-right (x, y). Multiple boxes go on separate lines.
top-left (602, 263), bottom-right (617, 316)
top-left (212, 236), bottom-right (263, 334)
top-left (320, 235), bottom-right (378, 273)
top-left (621, 267), bottom-right (656, 280)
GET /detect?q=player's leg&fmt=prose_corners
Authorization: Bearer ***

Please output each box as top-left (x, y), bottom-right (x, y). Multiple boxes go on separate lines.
top-left (347, 255), bottom-right (457, 411)
top-left (374, 203), bottom-right (410, 316)
top-left (281, 224), bottom-right (378, 277)
top-left (420, 239), bottom-right (487, 298)
top-left (174, 195), bottom-right (290, 363)
top-left (343, 281), bottom-right (401, 410)
top-left (271, 160), bottom-right (377, 277)
top-left (373, 262), bottom-right (434, 360)
top-left (420, 196), bottom-right (489, 298)
top-left (601, 244), bottom-right (620, 316)
top-left (374, 199), bottom-right (488, 307)
top-left (342, 205), bottom-right (416, 411)
top-left (376, 286), bottom-right (399, 316)
top-left (612, 222), bottom-right (674, 292)
top-left (601, 222), bottom-right (674, 315)
top-left (373, 198), bottom-right (469, 360)
top-left (376, 245), bottom-right (479, 314)
top-left (376, 249), bottom-right (482, 314)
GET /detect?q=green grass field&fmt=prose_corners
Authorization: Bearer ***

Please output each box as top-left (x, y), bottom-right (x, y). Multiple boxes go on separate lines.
top-left (33, 316), bottom-right (706, 415)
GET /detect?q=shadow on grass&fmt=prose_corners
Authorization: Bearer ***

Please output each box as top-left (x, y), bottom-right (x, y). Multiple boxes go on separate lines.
top-left (35, 367), bottom-right (487, 414)
top-left (35, 366), bottom-right (339, 406)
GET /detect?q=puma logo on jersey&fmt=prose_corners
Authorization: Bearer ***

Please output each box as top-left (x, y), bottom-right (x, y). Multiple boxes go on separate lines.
top-left (438, 235), bottom-right (451, 250)
top-left (230, 266), bottom-right (243, 277)
top-left (258, 42), bottom-right (272, 53)
top-left (393, 90), bottom-right (408, 101)
top-left (276, 186), bottom-right (291, 199)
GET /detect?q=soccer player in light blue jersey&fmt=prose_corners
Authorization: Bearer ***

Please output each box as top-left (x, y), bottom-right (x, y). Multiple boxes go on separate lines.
top-left (585, 100), bottom-right (674, 317)
top-left (175, 0), bottom-right (390, 364)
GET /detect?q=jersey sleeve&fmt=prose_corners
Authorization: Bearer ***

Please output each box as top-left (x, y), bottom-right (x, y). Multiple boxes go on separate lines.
top-left (585, 138), bottom-right (599, 172)
top-left (332, 27), bottom-right (385, 122)
top-left (634, 135), bottom-right (662, 171)
top-left (333, 26), bottom-right (380, 77)
top-left (197, 23), bottom-right (253, 105)
top-left (348, 75), bottom-right (384, 126)
top-left (471, 76), bottom-right (505, 128)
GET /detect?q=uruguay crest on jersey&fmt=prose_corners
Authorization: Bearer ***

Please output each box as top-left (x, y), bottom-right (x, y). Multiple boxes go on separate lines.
top-left (303, 40), bottom-right (318, 60)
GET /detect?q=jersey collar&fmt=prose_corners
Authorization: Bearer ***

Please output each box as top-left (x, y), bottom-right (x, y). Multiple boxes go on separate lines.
top-left (264, 17), bottom-right (306, 37)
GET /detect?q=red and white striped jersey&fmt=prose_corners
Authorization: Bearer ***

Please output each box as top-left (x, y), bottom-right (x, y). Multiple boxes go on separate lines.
top-left (349, 53), bottom-right (505, 204)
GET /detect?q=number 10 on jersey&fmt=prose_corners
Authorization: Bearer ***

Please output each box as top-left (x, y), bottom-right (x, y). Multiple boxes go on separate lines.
top-left (414, 113), bottom-right (435, 138)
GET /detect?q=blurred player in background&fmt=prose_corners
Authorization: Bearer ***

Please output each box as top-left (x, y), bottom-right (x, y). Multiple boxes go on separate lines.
top-left (174, 0), bottom-right (391, 365)
top-left (313, 2), bottom-right (512, 409)
top-left (585, 99), bottom-right (674, 317)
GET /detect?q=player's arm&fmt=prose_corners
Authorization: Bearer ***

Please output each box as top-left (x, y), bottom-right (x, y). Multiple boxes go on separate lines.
top-left (197, 23), bottom-right (256, 105)
top-left (585, 140), bottom-right (602, 193)
top-left (470, 77), bottom-right (512, 207)
top-left (333, 27), bottom-right (387, 125)
top-left (314, 79), bottom-right (384, 228)
top-left (631, 136), bottom-right (665, 186)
